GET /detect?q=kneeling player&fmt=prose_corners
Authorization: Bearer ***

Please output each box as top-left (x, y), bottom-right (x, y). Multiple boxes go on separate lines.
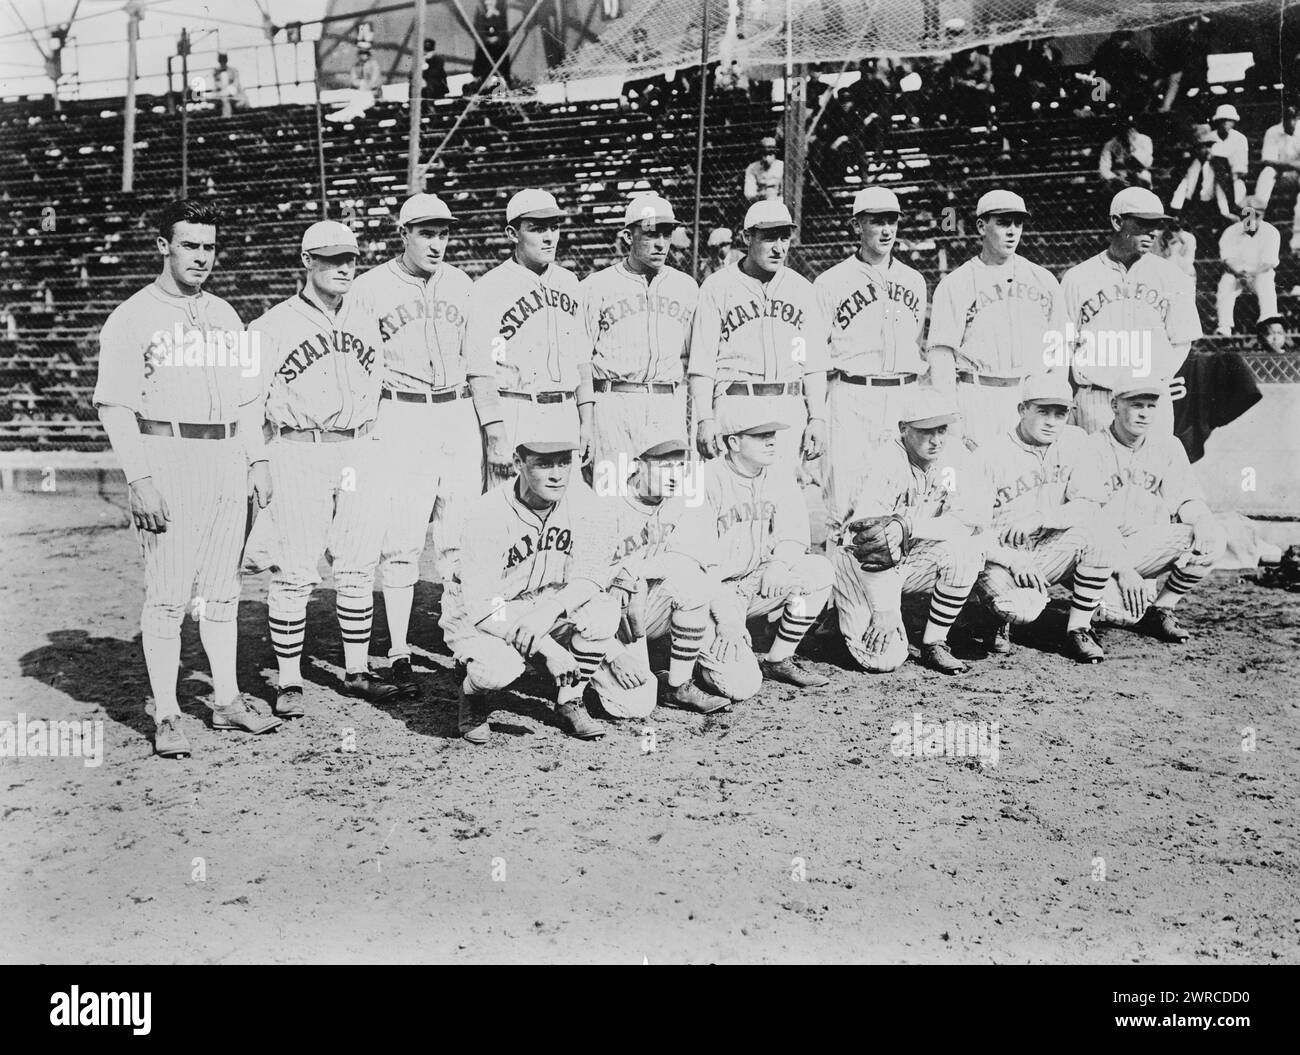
top-left (1087, 379), bottom-right (1226, 641)
top-left (438, 414), bottom-right (621, 743)
top-left (973, 372), bottom-right (1118, 663)
top-left (832, 392), bottom-right (988, 675)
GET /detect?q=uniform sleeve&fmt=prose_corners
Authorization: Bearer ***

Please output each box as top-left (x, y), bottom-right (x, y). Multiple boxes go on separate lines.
top-left (580, 274), bottom-right (602, 361)
top-left (1163, 440), bottom-right (1206, 514)
top-left (913, 271), bottom-right (930, 354)
top-left (1064, 432), bottom-right (1108, 506)
top-left (1039, 267), bottom-right (1065, 336)
top-left (1166, 267), bottom-right (1202, 345)
top-left (943, 450), bottom-right (993, 532)
top-left (92, 306), bottom-right (143, 411)
top-left (666, 485), bottom-right (721, 569)
top-left (464, 279), bottom-right (498, 379)
top-left (455, 496), bottom-right (509, 623)
top-left (567, 486), bottom-right (620, 587)
top-left (925, 270), bottom-right (964, 351)
top-left (687, 277), bottom-right (723, 377)
top-left (570, 276), bottom-right (592, 365)
top-left (770, 470), bottom-right (811, 553)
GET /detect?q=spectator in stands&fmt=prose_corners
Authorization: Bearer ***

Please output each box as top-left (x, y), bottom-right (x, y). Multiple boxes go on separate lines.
top-left (945, 47), bottom-right (994, 125)
top-left (1255, 104), bottom-right (1300, 253)
top-left (1155, 15), bottom-right (1212, 112)
top-left (714, 57), bottom-right (750, 111)
top-left (1171, 125), bottom-right (1236, 238)
top-left (699, 227), bottom-right (742, 281)
top-left (1209, 104), bottom-right (1248, 212)
top-left (1216, 199), bottom-right (1281, 336)
top-left (621, 26), bottom-right (665, 110)
top-left (1259, 318), bottom-right (1289, 353)
top-left (212, 53), bottom-right (247, 118)
top-left (1151, 223), bottom-right (1198, 281)
top-left (743, 137), bottom-right (783, 202)
top-left (472, 0), bottom-right (512, 88)
top-left (1088, 30), bottom-right (1158, 115)
top-left (667, 226), bottom-right (691, 272)
top-left (1098, 117), bottom-right (1154, 191)
top-left (846, 58), bottom-right (895, 151)
top-left (326, 42), bottom-right (383, 123)
top-left (0, 305), bottom-right (16, 341)
top-left (422, 38), bottom-right (449, 100)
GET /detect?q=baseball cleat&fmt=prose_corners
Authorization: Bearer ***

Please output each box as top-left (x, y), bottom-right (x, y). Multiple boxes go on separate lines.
top-left (153, 716), bottom-right (191, 758)
top-left (1064, 628), bottom-right (1105, 663)
top-left (212, 694), bottom-right (283, 734)
top-left (988, 620), bottom-right (1013, 655)
top-left (556, 701), bottom-right (605, 740)
top-left (457, 686), bottom-right (491, 745)
top-left (1139, 606), bottom-right (1191, 643)
top-left (274, 685), bottom-right (306, 718)
top-left (342, 671), bottom-right (403, 702)
top-left (389, 657), bottom-right (421, 699)
top-left (919, 640), bottom-right (968, 675)
top-left (659, 677), bottom-right (731, 714)
top-left (760, 657), bottom-right (830, 689)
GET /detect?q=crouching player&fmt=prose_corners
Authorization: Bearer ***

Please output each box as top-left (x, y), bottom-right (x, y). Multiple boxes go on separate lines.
top-left (1087, 379), bottom-right (1226, 641)
top-left (973, 372), bottom-right (1118, 663)
top-left (591, 437), bottom-right (761, 718)
top-left (832, 391), bottom-right (989, 675)
top-left (438, 412), bottom-right (621, 743)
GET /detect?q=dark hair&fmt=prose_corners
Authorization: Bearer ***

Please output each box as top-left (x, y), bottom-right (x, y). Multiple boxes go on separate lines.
top-left (157, 199), bottom-right (222, 242)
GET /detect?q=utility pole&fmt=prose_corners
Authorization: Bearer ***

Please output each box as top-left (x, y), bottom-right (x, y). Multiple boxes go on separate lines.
top-left (407, 0), bottom-right (425, 193)
top-left (122, 0), bottom-right (144, 192)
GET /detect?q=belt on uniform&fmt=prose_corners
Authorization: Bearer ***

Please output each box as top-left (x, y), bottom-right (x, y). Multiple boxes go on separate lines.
top-left (722, 380), bottom-right (803, 396)
top-left (592, 379), bottom-right (678, 394)
top-left (138, 418), bottom-right (238, 440)
top-left (829, 369), bottom-right (918, 387)
top-left (278, 420), bottom-right (375, 443)
top-left (499, 389), bottom-right (575, 404)
top-left (956, 371), bottom-right (1024, 388)
top-left (381, 385), bottom-right (470, 404)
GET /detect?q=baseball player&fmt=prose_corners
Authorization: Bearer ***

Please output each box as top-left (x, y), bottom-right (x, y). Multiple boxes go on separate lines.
top-left (590, 437), bottom-right (761, 718)
top-left (250, 220), bottom-right (399, 715)
top-left (95, 199), bottom-right (281, 758)
top-left (1086, 379), bottom-right (1226, 642)
top-left (689, 199), bottom-right (829, 475)
top-left (350, 193), bottom-right (478, 698)
top-left (465, 188), bottom-right (594, 482)
top-left (813, 185), bottom-right (928, 535)
top-left (581, 194), bottom-right (697, 483)
top-left (927, 189), bottom-right (1065, 451)
top-left (1061, 188), bottom-right (1201, 435)
top-left (972, 372), bottom-right (1118, 663)
top-left (831, 391), bottom-right (989, 676)
top-left (438, 410), bottom-right (621, 744)
top-left (1215, 200), bottom-right (1281, 336)
top-left (692, 405), bottom-right (834, 688)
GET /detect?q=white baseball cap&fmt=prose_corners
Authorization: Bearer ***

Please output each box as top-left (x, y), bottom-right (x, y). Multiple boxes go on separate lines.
top-left (719, 401), bottom-right (792, 436)
top-left (707, 227), bottom-right (734, 247)
top-left (852, 186), bottom-right (901, 215)
top-left (514, 405), bottom-right (579, 455)
top-left (976, 189), bottom-right (1029, 217)
top-left (1019, 371), bottom-right (1074, 407)
top-left (506, 188), bottom-right (564, 225)
top-left (1212, 103), bottom-right (1240, 122)
top-left (301, 220), bottom-right (358, 256)
top-left (621, 194), bottom-right (681, 228)
top-left (1114, 377), bottom-right (1168, 400)
top-left (1110, 186), bottom-right (1170, 221)
top-left (899, 389), bottom-right (960, 428)
top-left (398, 193), bottom-right (456, 226)
top-left (743, 199), bottom-right (795, 231)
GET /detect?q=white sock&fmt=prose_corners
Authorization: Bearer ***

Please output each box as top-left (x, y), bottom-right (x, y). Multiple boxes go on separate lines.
top-left (383, 586), bottom-right (414, 659)
top-left (142, 633), bottom-right (182, 720)
top-left (199, 618), bottom-right (239, 708)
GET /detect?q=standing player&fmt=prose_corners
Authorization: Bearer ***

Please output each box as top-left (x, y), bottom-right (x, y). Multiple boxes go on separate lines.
top-left (689, 199), bottom-right (828, 474)
top-left (692, 406), bottom-right (834, 688)
top-left (350, 193), bottom-right (478, 698)
top-left (813, 186), bottom-right (928, 534)
top-left (927, 189), bottom-right (1064, 450)
top-left (832, 392), bottom-right (988, 675)
top-left (973, 373), bottom-right (1117, 663)
top-left (439, 412), bottom-right (621, 744)
top-left (95, 199), bottom-right (281, 758)
top-left (1086, 379), bottom-right (1226, 641)
top-left (250, 220), bottom-right (399, 715)
top-left (1061, 188), bottom-right (1201, 435)
top-left (581, 194), bottom-right (697, 483)
top-left (465, 189), bottom-right (594, 481)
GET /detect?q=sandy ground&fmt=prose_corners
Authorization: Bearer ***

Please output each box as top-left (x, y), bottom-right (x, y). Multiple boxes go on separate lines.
top-left (2, 491), bottom-right (1298, 964)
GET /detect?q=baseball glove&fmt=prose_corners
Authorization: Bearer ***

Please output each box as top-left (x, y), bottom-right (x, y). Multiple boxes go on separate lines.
top-left (844, 514), bottom-right (911, 572)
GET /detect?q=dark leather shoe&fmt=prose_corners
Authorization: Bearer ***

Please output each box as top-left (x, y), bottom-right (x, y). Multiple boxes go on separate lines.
top-left (458, 686), bottom-right (491, 744)
top-left (1140, 606), bottom-right (1190, 643)
top-left (1064, 627), bottom-right (1105, 663)
top-left (389, 657), bottom-right (421, 699)
top-left (556, 701), bottom-right (604, 740)
top-left (659, 677), bottom-right (731, 714)
top-left (760, 657), bottom-right (830, 688)
top-left (919, 640), bottom-right (968, 675)
top-left (988, 620), bottom-right (1012, 655)
top-left (274, 685), bottom-right (306, 718)
top-left (343, 671), bottom-right (402, 702)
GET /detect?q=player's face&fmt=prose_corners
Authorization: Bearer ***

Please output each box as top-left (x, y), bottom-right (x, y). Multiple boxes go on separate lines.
top-left (901, 422), bottom-right (949, 462)
top-left (1114, 215), bottom-right (1162, 257)
top-left (516, 450), bottom-right (573, 502)
top-left (159, 221), bottom-right (217, 292)
top-left (1113, 394), bottom-right (1157, 436)
top-left (980, 214), bottom-right (1023, 260)
top-left (1018, 401), bottom-right (1070, 444)
top-left (745, 226), bottom-right (792, 274)
top-left (728, 430), bottom-right (778, 466)
top-left (303, 251), bottom-right (357, 298)
top-left (641, 454), bottom-right (687, 498)
top-left (511, 218), bottom-right (560, 270)
top-left (627, 223), bottom-right (675, 272)
top-left (402, 221), bottom-right (451, 273)
top-left (856, 212), bottom-right (898, 258)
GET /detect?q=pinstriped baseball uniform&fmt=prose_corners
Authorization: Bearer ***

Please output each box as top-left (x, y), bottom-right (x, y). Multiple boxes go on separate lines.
top-left (94, 281), bottom-right (253, 638)
top-left (927, 255), bottom-right (1064, 449)
top-left (581, 261), bottom-right (697, 474)
top-left (1060, 252), bottom-right (1201, 434)
top-left (814, 253), bottom-right (928, 530)
top-left (688, 263), bottom-right (829, 471)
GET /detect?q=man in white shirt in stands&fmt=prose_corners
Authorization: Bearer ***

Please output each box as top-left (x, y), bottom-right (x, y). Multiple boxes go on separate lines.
top-left (1208, 103), bottom-right (1248, 212)
top-left (1254, 103), bottom-right (1300, 252)
top-left (1216, 197), bottom-right (1281, 336)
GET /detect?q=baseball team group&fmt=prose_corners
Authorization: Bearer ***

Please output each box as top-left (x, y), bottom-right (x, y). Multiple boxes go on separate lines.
top-left (94, 180), bottom-right (1227, 758)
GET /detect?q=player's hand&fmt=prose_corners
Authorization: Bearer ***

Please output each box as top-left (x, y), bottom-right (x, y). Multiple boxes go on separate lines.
top-left (696, 417), bottom-right (723, 460)
top-left (541, 648), bottom-right (581, 687)
top-left (483, 423), bottom-right (514, 481)
top-left (506, 604), bottom-right (558, 657)
top-left (248, 460), bottom-right (273, 509)
top-left (1115, 567), bottom-right (1148, 620)
top-left (758, 563), bottom-right (794, 599)
top-left (1000, 513), bottom-right (1044, 549)
top-left (801, 417), bottom-right (826, 460)
top-left (607, 649), bottom-right (649, 690)
top-left (711, 621), bottom-right (748, 665)
top-left (578, 419), bottom-right (594, 467)
top-left (862, 609), bottom-right (904, 655)
top-left (1007, 554), bottom-right (1046, 591)
top-left (129, 478), bottom-right (171, 533)
top-left (1189, 520), bottom-right (1222, 562)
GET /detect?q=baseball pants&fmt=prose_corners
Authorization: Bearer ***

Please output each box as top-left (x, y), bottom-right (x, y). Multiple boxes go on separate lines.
top-left (831, 537), bottom-right (984, 672)
top-left (822, 374), bottom-right (916, 532)
top-left (955, 376), bottom-right (1027, 451)
top-left (1096, 522), bottom-right (1223, 625)
top-left (1216, 269), bottom-right (1278, 334)
top-left (712, 389), bottom-right (807, 472)
top-left (1073, 383), bottom-right (1178, 436)
top-left (974, 525), bottom-right (1113, 627)
top-left (591, 387), bottom-right (687, 488)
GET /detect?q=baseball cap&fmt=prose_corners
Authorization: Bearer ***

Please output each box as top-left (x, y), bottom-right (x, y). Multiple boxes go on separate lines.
top-left (638, 437), bottom-right (689, 459)
top-left (743, 200), bottom-right (795, 231)
top-left (506, 188), bottom-right (564, 225)
top-left (1019, 371), bottom-right (1074, 407)
top-left (1114, 377), bottom-right (1168, 400)
top-left (1110, 186), bottom-right (1170, 221)
top-left (719, 401), bottom-right (792, 436)
top-left (707, 227), bottom-right (734, 247)
top-left (514, 408), bottom-right (579, 455)
top-left (398, 193), bottom-right (456, 226)
top-left (852, 186), bottom-right (901, 215)
top-left (899, 390), bottom-right (960, 429)
top-left (301, 220), bottom-right (359, 256)
top-left (976, 189), bottom-right (1029, 218)
top-left (760, 136), bottom-right (777, 150)
top-left (1212, 104), bottom-right (1240, 122)
top-left (621, 194), bottom-right (681, 228)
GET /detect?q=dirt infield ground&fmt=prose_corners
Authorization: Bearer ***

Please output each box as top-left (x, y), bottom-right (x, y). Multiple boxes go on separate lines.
top-left (3, 490), bottom-right (1298, 964)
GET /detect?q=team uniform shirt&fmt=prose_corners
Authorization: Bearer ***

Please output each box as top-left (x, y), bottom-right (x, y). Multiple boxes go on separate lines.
top-left (926, 255), bottom-right (1063, 375)
top-left (837, 439), bottom-right (990, 536)
top-left (1261, 122), bottom-right (1300, 168)
top-left (350, 258), bottom-right (473, 392)
top-left (465, 258), bottom-right (589, 394)
top-left (251, 287), bottom-right (384, 431)
top-left (688, 263), bottom-right (829, 382)
top-left (1086, 426), bottom-right (1206, 534)
top-left (1210, 128), bottom-right (1249, 176)
top-left (94, 281), bottom-right (252, 421)
top-left (1060, 252), bottom-right (1202, 393)
top-left (607, 491), bottom-right (718, 580)
top-left (981, 425), bottom-right (1107, 533)
top-left (581, 262), bottom-right (698, 382)
top-left (1219, 221), bottom-right (1281, 276)
top-left (814, 254), bottom-right (928, 376)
